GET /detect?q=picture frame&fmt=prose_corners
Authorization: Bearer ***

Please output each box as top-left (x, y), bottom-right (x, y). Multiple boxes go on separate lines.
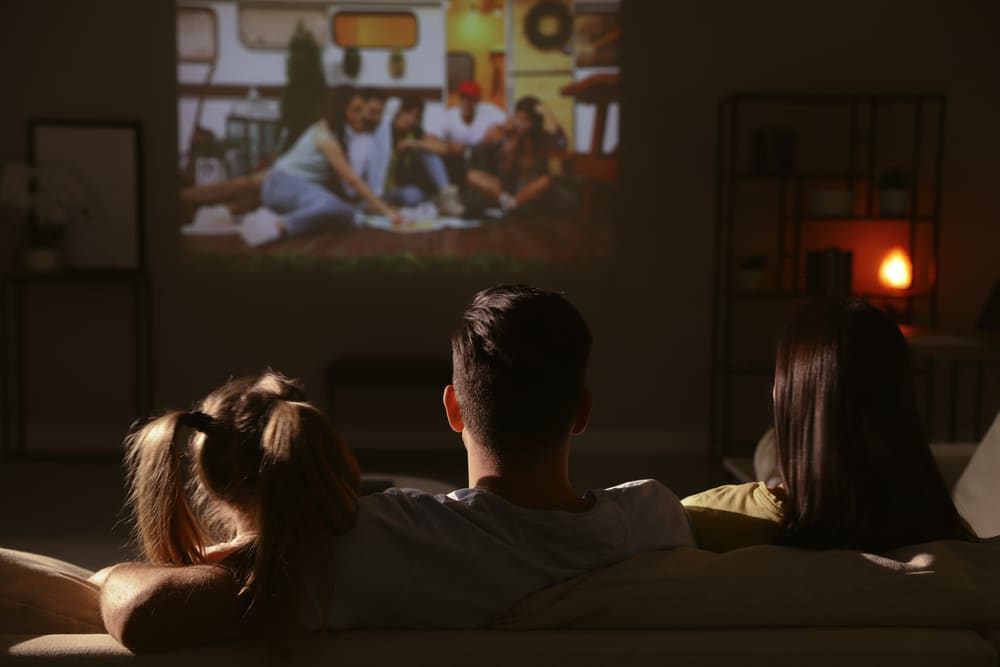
top-left (28, 119), bottom-right (144, 271)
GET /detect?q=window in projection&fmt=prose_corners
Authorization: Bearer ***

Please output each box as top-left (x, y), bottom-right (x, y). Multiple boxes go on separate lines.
top-left (176, 0), bottom-right (619, 271)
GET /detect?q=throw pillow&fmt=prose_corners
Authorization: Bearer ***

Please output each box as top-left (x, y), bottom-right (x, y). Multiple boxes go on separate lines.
top-left (952, 410), bottom-right (1000, 538)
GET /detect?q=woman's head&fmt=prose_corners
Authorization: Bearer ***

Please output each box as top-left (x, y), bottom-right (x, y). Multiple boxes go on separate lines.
top-left (393, 95), bottom-right (425, 140)
top-left (326, 85), bottom-right (366, 137)
top-left (772, 298), bottom-right (967, 550)
top-left (513, 95), bottom-right (545, 139)
top-left (396, 96), bottom-right (424, 130)
top-left (124, 370), bottom-right (360, 629)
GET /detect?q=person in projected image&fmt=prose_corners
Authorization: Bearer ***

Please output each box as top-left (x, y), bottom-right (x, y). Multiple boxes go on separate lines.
top-left (682, 298), bottom-right (975, 553)
top-left (237, 85), bottom-right (405, 245)
top-left (365, 94), bottom-right (466, 217)
top-left (182, 86), bottom-right (403, 244)
top-left (465, 95), bottom-right (563, 217)
top-left (67, 285), bottom-right (691, 652)
top-left (438, 80), bottom-right (508, 161)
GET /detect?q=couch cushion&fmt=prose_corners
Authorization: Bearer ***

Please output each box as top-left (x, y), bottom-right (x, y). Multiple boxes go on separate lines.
top-left (497, 539), bottom-right (1000, 630)
top-left (954, 410), bottom-right (1000, 538)
top-left (0, 549), bottom-right (102, 635)
top-left (2, 630), bottom-right (997, 667)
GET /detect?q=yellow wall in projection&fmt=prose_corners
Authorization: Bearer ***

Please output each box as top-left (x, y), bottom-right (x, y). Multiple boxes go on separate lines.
top-left (510, 0), bottom-right (574, 146)
top-left (446, 1), bottom-right (506, 108)
top-left (512, 0), bottom-right (572, 72)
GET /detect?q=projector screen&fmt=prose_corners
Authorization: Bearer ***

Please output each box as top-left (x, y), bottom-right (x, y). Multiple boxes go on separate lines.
top-left (176, 0), bottom-right (619, 271)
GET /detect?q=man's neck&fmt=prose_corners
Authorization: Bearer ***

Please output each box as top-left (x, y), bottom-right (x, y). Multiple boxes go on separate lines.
top-left (465, 436), bottom-right (590, 513)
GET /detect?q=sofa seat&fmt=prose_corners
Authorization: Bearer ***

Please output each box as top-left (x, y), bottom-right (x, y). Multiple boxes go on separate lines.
top-left (3, 537), bottom-right (1000, 666)
top-left (2, 628), bottom-right (998, 667)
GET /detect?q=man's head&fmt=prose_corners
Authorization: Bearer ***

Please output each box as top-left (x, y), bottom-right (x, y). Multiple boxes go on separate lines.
top-left (446, 285), bottom-right (592, 462)
top-left (456, 80), bottom-right (481, 123)
top-left (359, 87), bottom-right (387, 132)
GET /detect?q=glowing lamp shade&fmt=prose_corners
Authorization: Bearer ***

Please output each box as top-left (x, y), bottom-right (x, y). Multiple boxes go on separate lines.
top-left (878, 248), bottom-right (912, 290)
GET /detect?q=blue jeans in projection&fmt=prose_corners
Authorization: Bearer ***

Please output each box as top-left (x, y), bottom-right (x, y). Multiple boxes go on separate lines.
top-left (383, 151), bottom-right (451, 206)
top-left (261, 169), bottom-right (358, 236)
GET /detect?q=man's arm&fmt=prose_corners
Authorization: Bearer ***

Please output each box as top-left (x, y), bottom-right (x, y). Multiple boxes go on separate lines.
top-left (100, 562), bottom-right (248, 652)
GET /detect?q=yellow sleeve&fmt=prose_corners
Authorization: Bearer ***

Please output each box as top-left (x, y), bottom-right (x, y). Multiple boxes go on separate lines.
top-left (681, 482), bottom-right (784, 552)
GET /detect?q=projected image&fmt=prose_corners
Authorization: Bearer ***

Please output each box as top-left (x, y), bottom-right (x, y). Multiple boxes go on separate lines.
top-left (177, 1), bottom-right (619, 270)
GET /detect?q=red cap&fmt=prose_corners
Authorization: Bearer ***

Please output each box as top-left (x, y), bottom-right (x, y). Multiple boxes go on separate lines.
top-left (457, 80), bottom-right (481, 100)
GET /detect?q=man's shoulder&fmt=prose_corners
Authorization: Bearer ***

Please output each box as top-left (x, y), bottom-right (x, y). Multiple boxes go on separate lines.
top-left (477, 102), bottom-right (506, 121)
top-left (599, 478), bottom-right (679, 504)
top-left (594, 479), bottom-right (695, 549)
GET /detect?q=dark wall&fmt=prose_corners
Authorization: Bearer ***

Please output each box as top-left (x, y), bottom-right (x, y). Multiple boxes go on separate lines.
top-left (1, 0), bottom-right (997, 451)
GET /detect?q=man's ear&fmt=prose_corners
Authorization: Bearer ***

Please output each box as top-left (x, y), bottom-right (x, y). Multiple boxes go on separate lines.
top-left (570, 388), bottom-right (592, 436)
top-left (443, 385), bottom-right (464, 433)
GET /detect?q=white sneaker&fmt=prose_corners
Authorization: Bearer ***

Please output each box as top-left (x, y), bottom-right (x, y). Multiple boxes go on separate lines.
top-left (436, 185), bottom-right (465, 217)
top-left (182, 205), bottom-right (238, 235)
top-left (239, 207), bottom-right (284, 247)
top-left (499, 192), bottom-right (518, 213)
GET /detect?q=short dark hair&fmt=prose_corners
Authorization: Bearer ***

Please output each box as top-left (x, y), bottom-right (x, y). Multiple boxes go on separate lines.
top-left (773, 298), bottom-right (970, 551)
top-left (451, 284), bottom-right (591, 458)
top-left (359, 87), bottom-right (386, 103)
top-left (399, 94), bottom-right (425, 114)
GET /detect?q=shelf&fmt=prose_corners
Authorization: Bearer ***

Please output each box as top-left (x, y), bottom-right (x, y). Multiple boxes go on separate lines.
top-left (727, 171), bottom-right (870, 181)
top-left (724, 364), bottom-right (774, 377)
top-left (723, 92), bottom-right (945, 104)
top-left (713, 92), bottom-right (944, 460)
top-left (794, 215), bottom-right (937, 223)
top-left (2, 269), bottom-right (147, 286)
top-left (728, 290), bottom-right (935, 300)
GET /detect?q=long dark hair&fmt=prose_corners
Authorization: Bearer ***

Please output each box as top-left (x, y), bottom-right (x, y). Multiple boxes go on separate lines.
top-left (392, 95), bottom-right (426, 147)
top-left (513, 95), bottom-right (546, 154)
top-left (772, 298), bottom-right (969, 551)
top-left (124, 371), bottom-right (360, 640)
top-left (324, 84), bottom-right (359, 149)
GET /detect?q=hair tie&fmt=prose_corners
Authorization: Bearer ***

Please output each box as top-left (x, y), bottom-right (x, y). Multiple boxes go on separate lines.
top-left (181, 411), bottom-right (214, 433)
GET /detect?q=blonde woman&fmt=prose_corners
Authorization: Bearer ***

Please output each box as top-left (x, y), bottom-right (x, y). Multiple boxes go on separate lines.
top-left (97, 370), bottom-right (360, 651)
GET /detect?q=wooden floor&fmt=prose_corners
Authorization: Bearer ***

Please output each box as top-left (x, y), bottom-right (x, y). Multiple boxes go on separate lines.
top-left (181, 213), bottom-right (614, 265)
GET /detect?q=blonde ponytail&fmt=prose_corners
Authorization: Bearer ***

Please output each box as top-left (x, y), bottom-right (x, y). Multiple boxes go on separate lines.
top-left (244, 399), bottom-right (359, 630)
top-left (122, 370), bottom-right (360, 646)
top-left (124, 411), bottom-right (208, 565)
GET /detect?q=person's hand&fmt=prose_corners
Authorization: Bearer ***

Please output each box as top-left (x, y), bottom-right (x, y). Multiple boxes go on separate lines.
top-left (397, 137), bottom-right (418, 151)
top-left (379, 203), bottom-right (404, 226)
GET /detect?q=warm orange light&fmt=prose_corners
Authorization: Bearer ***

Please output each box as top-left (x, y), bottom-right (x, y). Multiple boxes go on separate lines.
top-left (878, 248), bottom-right (912, 290)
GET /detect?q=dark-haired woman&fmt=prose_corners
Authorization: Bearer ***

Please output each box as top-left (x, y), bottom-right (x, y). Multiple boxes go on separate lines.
top-left (466, 96), bottom-right (562, 216)
top-left (378, 95), bottom-right (464, 215)
top-left (684, 298), bottom-right (973, 553)
top-left (242, 85), bottom-right (403, 244)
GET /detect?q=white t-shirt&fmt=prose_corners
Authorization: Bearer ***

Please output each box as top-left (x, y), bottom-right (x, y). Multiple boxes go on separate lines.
top-left (327, 479), bottom-right (694, 628)
top-left (438, 102), bottom-right (507, 146)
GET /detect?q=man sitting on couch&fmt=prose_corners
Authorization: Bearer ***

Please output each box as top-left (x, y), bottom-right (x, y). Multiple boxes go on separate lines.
top-left (99, 284), bottom-right (694, 650)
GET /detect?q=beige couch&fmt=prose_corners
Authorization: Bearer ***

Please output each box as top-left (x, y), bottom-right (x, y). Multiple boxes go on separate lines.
top-left (2, 537), bottom-right (1000, 666)
top-left (4, 413), bottom-right (999, 666)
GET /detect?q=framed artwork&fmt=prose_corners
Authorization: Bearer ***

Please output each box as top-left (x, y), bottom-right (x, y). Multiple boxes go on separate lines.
top-left (28, 120), bottom-right (144, 270)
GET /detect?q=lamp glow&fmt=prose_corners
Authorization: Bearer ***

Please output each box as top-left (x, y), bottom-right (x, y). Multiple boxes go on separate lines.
top-left (878, 248), bottom-right (912, 290)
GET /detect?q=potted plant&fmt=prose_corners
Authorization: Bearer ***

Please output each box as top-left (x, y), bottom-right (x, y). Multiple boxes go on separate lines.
top-left (342, 47), bottom-right (362, 79)
top-left (733, 255), bottom-right (767, 292)
top-left (23, 212), bottom-right (67, 271)
top-left (0, 164), bottom-right (90, 272)
top-left (878, 168), bottom-right (911, 217)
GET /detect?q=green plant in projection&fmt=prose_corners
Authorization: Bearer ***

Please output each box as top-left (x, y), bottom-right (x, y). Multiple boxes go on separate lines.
top-left (280, 23), bottom-right (327, 149)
